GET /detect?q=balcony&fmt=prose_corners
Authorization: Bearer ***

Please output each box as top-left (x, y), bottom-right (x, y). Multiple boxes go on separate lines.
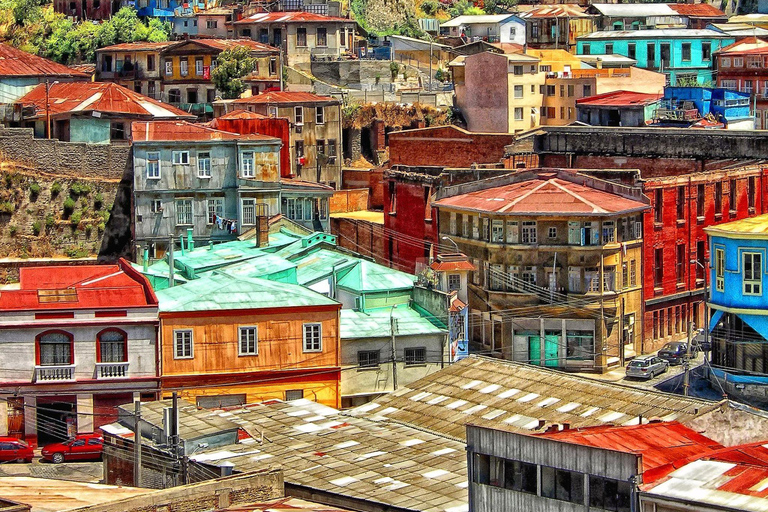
top-left (654, 107), bottom-right (699, 122)
top-left (34, 365), bottom-right (75, 382)
top-left (95, 362), bottom-right (129, 379)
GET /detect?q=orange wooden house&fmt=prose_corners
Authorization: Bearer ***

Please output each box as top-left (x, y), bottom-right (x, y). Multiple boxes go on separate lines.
top-left (155, 272), bottom-right (341, 408)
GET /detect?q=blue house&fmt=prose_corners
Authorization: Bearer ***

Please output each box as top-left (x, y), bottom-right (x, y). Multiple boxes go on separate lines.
top-left (655, 86), bottom-right (753, 128)
top-left (705, 215), bottom-right (768, 406)
top-left (576, 29), bottom-right (735, 85)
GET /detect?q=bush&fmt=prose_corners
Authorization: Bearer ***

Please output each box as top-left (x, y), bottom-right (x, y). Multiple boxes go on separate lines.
top-left (70, 211), bottom-right (82, 227)
top-left (32, 221), bottom-right (41, 236)
top-left (70, 182), bottom-right (85, 196)
top-left (0, 201), bottom-right (15, 214)
top-left (94, 193), bottom-right (104, 209)
top-left (45, 214), bottom-right (55, 228)
top-left (390, 61), bottom-right (400, 80)
top-left (29, 182), bottom-right (41, 198)
top-left (420, 0), bottom-right (440, 15)
top-left (8, 225), bottom-right (17, 236)
top-left (51, 182), bottom-right (62, 196)
top-left (63, 197), bottom-right (76, 216)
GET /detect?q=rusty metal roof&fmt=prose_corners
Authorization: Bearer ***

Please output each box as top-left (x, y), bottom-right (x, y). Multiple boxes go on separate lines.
top-left (233, 91), bottom-right (339, 105)
top-left (516, 5), bottom-right (591, 19)
top-left (346, 355), bottom-right (723, 441)
top-left (132, 120), bottom-right (280, 142)
top-left (0, 43), bottom-right (90, 78)
top-left (95, 41), bottom-right (178, 52)
top-left (18, 81), bottom-right (195, 120)
top-left (667, 3), bottom-right (726, 17)
top-left (0, 477), bottom-right (146, 512)
top-left (576, 90), bottom-right (662, 107)
top-left (234, 11), bottom-right (353, 24)
top-left (433, 172), bottom-right (648, 216)
top-left (216, 109), bottom-right (270, 120)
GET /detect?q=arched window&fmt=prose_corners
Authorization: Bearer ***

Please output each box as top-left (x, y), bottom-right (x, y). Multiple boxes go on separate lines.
top-left (97, 329), bottom-right (127, 363)
top-left (37, 331), bottom-right (73, 366)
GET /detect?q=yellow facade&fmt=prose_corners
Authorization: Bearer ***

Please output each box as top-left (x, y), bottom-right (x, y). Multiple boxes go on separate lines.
top-left (506, 55), bottom-right (545, 132)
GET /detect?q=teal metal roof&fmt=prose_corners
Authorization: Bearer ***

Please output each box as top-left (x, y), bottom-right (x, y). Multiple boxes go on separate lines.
top-left (336, 259), bottom-right (415, 293)
top-left (155, 272), bottom-right (338, 312)
top-left (212, 255), bottom-right (298, 283)
top-left (340, 306), bottom-right (446, 339)
top-left (291, 248), bottom-right (356, 286)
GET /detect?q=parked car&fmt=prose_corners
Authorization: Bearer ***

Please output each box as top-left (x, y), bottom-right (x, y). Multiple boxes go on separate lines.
top-left (626, 355), bottom-right (669, 379)
top-left (692, 328), bottom-right (712, 352)
top-left (41, 433), bottom-right (103, 463)
top-left (658, 342), bottom-right (698, 365)
top-left (0, 437), bottom-right (33, 463)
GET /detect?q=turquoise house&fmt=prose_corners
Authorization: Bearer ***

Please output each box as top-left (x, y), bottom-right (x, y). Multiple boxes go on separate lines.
top-left (576, 29), bottom-right (735, 85)
top-left (705, 215), bottom-right (768, 406)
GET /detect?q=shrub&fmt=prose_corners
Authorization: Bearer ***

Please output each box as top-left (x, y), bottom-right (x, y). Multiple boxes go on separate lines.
top-left (390, 61), bottom-right (400, 80)
top-left (32, 221), bottom-right (41, 236)
top-left (51, 182), bottom-right (62, 196)
top-left (63, 197), bottom-right (76, 216)
top-left (70, 182), bottom-right (84, 196)
top-left (70, 211), bottom-right (82, 227)
top-left (29, 182), bottom-right (41, 198)
top-left (94, 193), bottom-right (103, 209)
top-left (0, 201), bottom-right (15, 214)
top-left (8, 225), bottom-right (17, 236)
top-left (45, 214), bottom-right (55, 228)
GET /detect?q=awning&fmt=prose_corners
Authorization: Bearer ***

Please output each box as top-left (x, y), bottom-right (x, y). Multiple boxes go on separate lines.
top-left (737, 313), bottom-right (768, 342)
top-left (709, 309), bottom-right (724, 331)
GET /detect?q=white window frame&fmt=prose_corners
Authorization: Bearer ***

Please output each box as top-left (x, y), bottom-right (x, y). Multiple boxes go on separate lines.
top-left (176, 198), bottom-right (193, 226)
top-left (295, 106), bottom-right (304, 125)
top-left (303, 323), bottom-right (322, 352)
top-left (146, 151), bottom-right (161, 179)
top-left (448, 273), bottom-right (461, 291)
top-left (241, 152), bottom-right (255, 177)
top-left (514, 107), bottom-right (523, 121)
top-left (491, 219), bottom-right (504, 243)
top-left (715, 247), bottom-right (725, 292)
top-left (743, 251), bottom-right (762, 296)
top-left (195, 58), bottom-right (204, 76)
top-left (165, 60), bottom-right (173, 76)
top-left (602, 221), bottom-right (615, 243)
top-left (238, 326), bottom-right (258, 356)
top-left (197, 151), bottom-right (211, 178)
top-left (316, 107), bottom-right (325, 125)
top-left (241, 198), bottom-right (256, 225)
top-left (150, 199), bottom-right (163, 214)
top-left (174, 329), bottom-right (193, 359)
top-left (180, 58), bottom-right (189, 76)
top-left (207, 198), bottom-right (223, 225)
top-left (513, 85), bottom-right (524, 99)
top-left (548, 226), bottom-right (557, 239)
top-left (521, 221), bottom-right (537, 244)
top-left (172, 151), bottom-right (189, 165)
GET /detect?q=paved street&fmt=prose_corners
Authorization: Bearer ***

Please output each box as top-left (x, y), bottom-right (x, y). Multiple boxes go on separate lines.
top-left (0, 457), bottom-right (103, 483)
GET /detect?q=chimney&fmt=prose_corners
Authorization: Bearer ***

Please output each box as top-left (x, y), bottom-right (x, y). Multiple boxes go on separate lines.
top-left (562, 422), bottom-right (570, 431)
top-left (538, 419), bottom-right (547, 429)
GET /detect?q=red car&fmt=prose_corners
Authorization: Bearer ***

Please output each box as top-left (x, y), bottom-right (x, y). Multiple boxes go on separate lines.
top-left (41, 433), bottom-right (103, 463)
top-left (0, 437), bottom-right (33, 463)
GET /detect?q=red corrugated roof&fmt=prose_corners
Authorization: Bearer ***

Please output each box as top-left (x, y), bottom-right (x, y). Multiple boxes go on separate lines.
top-left (17, 82), bottom-right (194, 119)
top-left (234, 11), bottom-right (353, 24)
top-left (668, 3), bottom-right (726, 17)
top-left (433, 172), bottom-right (648, 215)
top-left (190, 38), bottom-right (278, 52)
top-left (539, 422), bottom-right (724, 482)
top-left (0, 43), bottom-right (89, 79)
top-left (96, 41), bottom-right (178, 52)
top-left (233, 91), bottom-right (339, 105)
top-left (576, 90), bottom-right (663, 107)
top-left (131, 120), bottom-right (279, 142)
top-left (516, 5), bottom-right (590, 18)
top-left (430, 260), bottom-right (476, 271)
top-left (217, 109), bottom-right (270, 120)
top-left (97, 39), bottom-right (278, 54)
top-left (0, 260), bottom-right (157, 311)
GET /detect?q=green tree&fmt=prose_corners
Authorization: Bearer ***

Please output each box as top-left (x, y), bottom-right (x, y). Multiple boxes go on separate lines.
top-left (211, 47), bottom-right (256, 99)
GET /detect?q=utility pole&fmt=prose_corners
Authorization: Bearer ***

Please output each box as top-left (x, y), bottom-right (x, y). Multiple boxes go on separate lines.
top-left (683, 321), bottom-right (693, 396)
top-left (428, 37), bottom-right (433, 93)
top-left (168, 235), bottom-right (175, 288)
top-left (390, 305), bottom-right (398, 391)
top-left (45, 79), bottom-right (51, 139)
top-left (134, 400), bottom-right (142, 487)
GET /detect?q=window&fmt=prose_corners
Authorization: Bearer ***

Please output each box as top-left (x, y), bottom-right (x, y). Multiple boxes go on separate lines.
top-left (176, 199), bottom-right (193, 225)
top-left (541, 466), bottom-right (585, 504)
top-left (521, 266), bottom-right (537, 286)
top-left (389, 181), bottom-right (397, 214)
top-left (269, 57), bottom-right (277, 75)
top-left (195, 57), bottom-right (204, 76)
top-left (548, 226), bottom-right (557, 239)
top-left (605, 43), bottom-right (614, 54)
top-left (206, 19), bottom-right (218, 29)
top-left (358, 350), bottom-right (380, 368)
top-left (482, 218), bottom-right (490, 241)
top-left (238, 326), bottom-right (258, 355)
top-left (744, 252), bottom-right (762, 295)
top-left (513, 65), bottom-right (523, 76)
top-left (207, 198), bottom-right (223, 225)
top-left (297, 27), bottom-right (307, 46)
top-left (294, 106), bottom-right (304, 125)
top-left (702, 42), bottom-right (711, 61)
top-left (514, 107), bottom-right (523, 121)
top-left (627, 43), bottom-right (636, 60)
top-left (681, 43), bottom-right (691, 62)
top-left (514, 85), bottom-right (523, 99)
top-left (489, 263), bottom-right (504, 291)
top-left (303, 323), bottom-right (322, 352)
top-left (697, 184), bottom-right (705, 217)
top-left (654, 188), bottom-right (663, 223)
top-left (715, 182), bottom-right (723, 214)
top-left (316, 27), bottom-right (327, 46)
top-left (180, 58), bottom-right (188, 76)
top-left (328, 139), bottom-right (337, 159)
top-left (560, 85), bottom-right (565, 97)
top-left (491, 219), bottom-right (504, 242)
top-left (146, 152), bottom-right (160, 179)
top-left (150, 199), bottom-right (163, 214)
top-left (38, 331), bottom-right (73, 366)
top-left (567, 330), bottom-right (594, 360)
top-left (546, 84), bottom-right (556, 96)
top-left (677, 186), bottom-right (685, 220)
top-left (405, 347), bottom-right (426, 365)
top-left (110, 122), bottom-right (126, 141)
top-left (589, 475), bottom-right (632, 512)
top-left (316, 107), bottom-right (324, 125)
top-left (285, 389), bottom-right (304, 401)
top-left (654, 248), bottom-right (663, 288)
top-left (583, 43), bottom-right (591, 55)
top-left (676, 244), bottom-right (686, 284)
top-left (164, 59), bottom-right (173, 75)
top-left (168, 88), bottom-right (181, 103)
top-left (146, 54), bottom-right (155, 71)
top-left (622, 263), bottom-right (628, 289)
top-left (734, 57), bottom-right (744, 67)
top-left (172, 151), bottom-right (189, 165)
top-left (174, 329), bottom-right (193, 359)
top-left (521, 221), bottom-right (537, 244)
top-left (241, 198), bottom-right (256, 225)
top-left (630, 260), bottom-right (637, 287)
top-left (539, 65), bottom-right (551, 72)
top-left (448, 274), bottom-right (461, 291)
top-left (730, 179), bottom-right (737, 212)
top-left (749, 176), bottom-right (756, 209)
top-left (241, 152), bottom-right (255, 177)
top-left (602, 221), bottom-right (615, 243)
top-left (197, 152), bottom-right (211, 178)
top-left (715, 247), bottom-right (724, 291)
top-left (317, 139), bottom-right (325, 157)
top-left (98, 329), bottom-right (126, 363)
top-left (583, 84), bottom-right (592, 97)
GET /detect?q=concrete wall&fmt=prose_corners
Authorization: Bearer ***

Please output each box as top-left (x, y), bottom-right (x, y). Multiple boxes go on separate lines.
top-left (341, 168), bottom-right (383, 208)
top-left (458, 52), bottom-right (509, 133)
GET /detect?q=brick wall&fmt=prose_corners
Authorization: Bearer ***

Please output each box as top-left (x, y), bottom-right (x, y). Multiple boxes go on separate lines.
top-left (330, 189), bottom-right (369, 213)
top-left (341, 168), bottom-right (384, 208)
top-left (389, 126), bottom-right (514, 168)
top-left (330, 217), bottom-right (386, 265)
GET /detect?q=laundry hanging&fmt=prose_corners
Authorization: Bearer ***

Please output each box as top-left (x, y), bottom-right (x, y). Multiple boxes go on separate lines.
top-left (213, 214), bottom-right (238, 235)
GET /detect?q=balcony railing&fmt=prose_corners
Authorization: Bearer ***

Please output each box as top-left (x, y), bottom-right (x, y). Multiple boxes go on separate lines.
top-left (654, 108), bottom-right (699, 122)
top-left (95, 362), bottom-right (129, 379)
top-left (35, 365), bottom-right (75, 382)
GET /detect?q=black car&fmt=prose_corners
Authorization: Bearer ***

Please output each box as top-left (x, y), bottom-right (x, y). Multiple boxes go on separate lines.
top-left (658, 342), bottom-right (698, 365)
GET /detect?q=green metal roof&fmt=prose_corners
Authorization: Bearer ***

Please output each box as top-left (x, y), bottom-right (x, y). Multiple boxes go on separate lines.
top-left (211, 255), bottom-right (298, 283)
top-left (290, 248), bottom-right (356, 286)
top-left (155, 272), bottom-right (338, 312)
top-left (335, 259), bottom-right (416, 293)
top-left (340, 306), bottom-right (446, 339)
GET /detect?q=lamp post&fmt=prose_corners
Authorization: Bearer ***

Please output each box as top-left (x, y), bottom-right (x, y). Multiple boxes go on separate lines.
top-left (441, 235), bottom-right (459, 253)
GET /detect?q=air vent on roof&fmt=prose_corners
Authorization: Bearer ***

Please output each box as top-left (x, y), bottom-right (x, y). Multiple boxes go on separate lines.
top-left (37, 288), bottom-right (78, 303)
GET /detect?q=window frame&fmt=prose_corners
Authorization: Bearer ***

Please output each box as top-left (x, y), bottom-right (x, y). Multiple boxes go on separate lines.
top-left (197, 151), bottom-right (211, 178)
top-left (238, 326), bottom-right (259, 356)
top-left (743, 251), bottom-right (762, 296)
top-left (207, 198), bottom-right (223, 225)
top-left (315, 107), bottom-right (325, 125)
top-left (241, 151), bottom-right (255, 177)
top-left (404, 346), bottom-right (427, 366)
top-left (146, 151), bottom-right (161, 180)
top-left (294, 106), bottom-right (304, 125)
top-left (173, 329), bottom-right (194, 359)
top-left (358, 349), bottom-right (380, 369)
top-left (96, 328), bottom-right (128, 363)
top-left (715, 246), bottom-right (725, 292)
top-left (175, 198), bottom-right (193, 226)
top-left (241, 198), bottom-right (256, 225)
top-left (303, 323), bottom-right (322, 352)
top-left (172, 151), bottom-right (190, 165)
top-left (36, 330), bottom-right (74, 367)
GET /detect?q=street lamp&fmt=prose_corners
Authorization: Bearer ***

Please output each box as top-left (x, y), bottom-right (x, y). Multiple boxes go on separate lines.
top-left (442, 236), bottom-right (459, 253)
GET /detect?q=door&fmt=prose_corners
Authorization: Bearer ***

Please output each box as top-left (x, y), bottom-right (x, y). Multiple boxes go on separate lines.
top-left (529, 335), bottom-right (541, 365)
top-left (7, 397), bottom-right (24, 440)
top-left (544, 332), bottom-right (560, 367)
top-left (273, 28), bottom-right (282, 48)
top-left (660, 43), bottom-right (671, 69)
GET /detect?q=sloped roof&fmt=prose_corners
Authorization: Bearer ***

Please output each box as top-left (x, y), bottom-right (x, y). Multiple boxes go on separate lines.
top-left (716, 36), bottom-right (768, 54)
top-left (335, 259), bottom-right (416, 293)
top-left (216, 108), bottom-right (270, 120)
top-left (667, 3), bottom-right (726, 17)
top-left (576, 90), bottom-right (662, 107)
top-left (0, 260), bottom-right (157, 311)
top-left (704, 213), bottom-right (768, 238)
top-left (346, 355), bottom-right (722, 440)
top-left (441, 14), bottom-right (522, 27)
top-left (0, 43), bottom-right (89, 79)
top-left (18, 82), bottom-right (194, 120)
top-left (433, 173), bottom-right (648, 216)
top-left (233, 91), bottom-right (339, 105)
top-left (117, 399), bottom-right (240, 440)
top-left (340, 306), bottom-right (445, 339)
top-left (538, 422), bottom-right (724, 483)
top-left (234, 11), bottom-right (353, 24)
top-left (579, 28), bottom-right (731, 39)
top-left (517, 5), bottom-right (591, 19)
top-left (132, 120), bottom-right (280, 142)
top-left (155, 272), bottom-right (339, 313)
top-left (588, 3), bottom-right (678, 17)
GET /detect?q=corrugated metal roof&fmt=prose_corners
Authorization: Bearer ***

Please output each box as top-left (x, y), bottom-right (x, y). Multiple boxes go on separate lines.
top-left (335, 259), bottom-right (415, 293)
top-left (118, 400), bottom-right (241, 439)
top-left (516, 5), bottom-right (591, 19)
top-left (0, 477), bottom-right (146, 512)
top-left (441, 14), bottom-right (521, 27)
top-left (233, 91), bottom-right (339, 105)
top-left (433, 174), bottom-right (648, 215)
top-left (704, 213), bottom-right (768, 238)
top-left (224, 497), bottom-right (356, 512)
top-left (667, 3), bottom-right (726, 17)
top-left (18, 82), bottom-right (194, 120)
top-left (234, 12), bottom-right (353, 24)
top-left (155, 272), bottom-right (339, 312)
top-left (588, 3), bottom-right (678, 17)
top-left (579, 28), bottom-right (731, 39)
top-left (0, 43), bottom-right (89, 78)
top-left (340, 306), bottom-right (445, 339)
top-left (95, 41), bottom-right (178, 52)
top-left (346, 355), bottom-right (723, 440)
top-left (132, 120), bottom-right (280, 142)
top-left (217, 109), bottom-right (270, 120)
top-left (576, 90), bottom-right (662, 107)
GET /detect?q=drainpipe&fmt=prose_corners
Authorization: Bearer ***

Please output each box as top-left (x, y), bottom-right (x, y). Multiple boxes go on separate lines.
top-left (187, 228), bottom-right (194, 251)
top-left (168, 235), bottom-right (175, 288)
top-left (143, 246), bottom-right (149, 272)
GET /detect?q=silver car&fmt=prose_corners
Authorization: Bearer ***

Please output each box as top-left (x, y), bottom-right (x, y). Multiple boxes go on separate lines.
top-left (625, 355), bottom-right (669, 380)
